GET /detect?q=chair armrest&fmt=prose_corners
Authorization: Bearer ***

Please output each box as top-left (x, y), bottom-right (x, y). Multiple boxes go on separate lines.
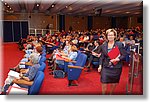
top-left (13, 79), bottom-right (33, 86)
top-left (68, 65), bottom-right (83, 69)
top-left (56, 59), bottom-right (76, 63)
top-left (25, 62), bottom-right (32, 66)
top-left (65, 60), bottom-right (76, 63)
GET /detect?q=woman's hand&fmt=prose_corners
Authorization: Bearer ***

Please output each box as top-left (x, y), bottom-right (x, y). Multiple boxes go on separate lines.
top-left (19, 72), bottom-right (23, 78)
top-left (110, 58), bottom-right (120, 63)
top-left (98, 65), bottom-right (102, 72)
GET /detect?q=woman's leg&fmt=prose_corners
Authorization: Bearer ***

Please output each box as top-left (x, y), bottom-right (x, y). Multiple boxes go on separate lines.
top-left (87, 55), bottom-right (93, 67)
top-left (102, 83), bottom-right (107, 95)
top-left (110, 83), bottom-right (117, 95)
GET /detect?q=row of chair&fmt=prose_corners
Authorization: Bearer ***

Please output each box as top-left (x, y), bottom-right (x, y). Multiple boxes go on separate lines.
top-left (28, 45), bottom-right (46, 95)
top-left (8, 45), bottom-right (47, 95)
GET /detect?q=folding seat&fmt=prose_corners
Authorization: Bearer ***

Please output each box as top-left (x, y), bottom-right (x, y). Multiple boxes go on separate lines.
top-left (67, 53), bottom-right (87, 86)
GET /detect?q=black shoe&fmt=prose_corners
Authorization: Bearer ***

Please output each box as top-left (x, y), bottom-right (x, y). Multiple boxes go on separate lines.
top-left (84, 69), bottom-right (90, 72)
top-left (86, 66), bottom-right (90, 68)
top-left (9, 68), bottom-right (16, 71)
top-left (68, 83), bottom-right (78, 87)
top-left (49, 72), bottom-right (53, 75)
top-left (47, 58), bottom-right (52, 60)
top-left (48, 62), bottom-right (53, 66)
top-left (2, 84), bottom-right (10, 94)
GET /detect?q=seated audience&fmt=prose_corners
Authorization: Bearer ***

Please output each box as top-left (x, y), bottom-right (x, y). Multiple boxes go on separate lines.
top-left (2, 53), bottom-right (40, 94)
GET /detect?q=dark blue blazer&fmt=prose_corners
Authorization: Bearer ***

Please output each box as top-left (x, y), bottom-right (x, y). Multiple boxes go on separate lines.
top-left (99, 41), bottom-right (127, 68)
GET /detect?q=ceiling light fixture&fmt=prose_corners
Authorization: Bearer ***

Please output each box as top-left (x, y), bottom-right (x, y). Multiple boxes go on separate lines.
top-left (4, 2), bottom-right (7, 5)
top-left (126, 12), bottom-right (130, 14)
top-left (37, 4), bottom-right (39, 6)
top-left (51, 4), bottom-right (55, 8)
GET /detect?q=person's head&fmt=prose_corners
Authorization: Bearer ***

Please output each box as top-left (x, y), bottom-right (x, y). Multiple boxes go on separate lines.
top-left (106, 29), bottom-right (117, 42)
top-left (29, 53), bottom-right (39, 65)
top-left (52, 36), bottom-right (56, 40)
top-left (129, 35), bottom-right (134, 40)
top-left (35, 46), bottom-right (43, 54)
top-left (94, 40), bottom-right (100, 46)
top-left (65, 40), bottom-right (70, 46)
top-left (26, 44), bottom-right (32, 50)
top-left (71, 45), bottom-right (78, 52)
top-left (119, 37), bottom-right (124, 42)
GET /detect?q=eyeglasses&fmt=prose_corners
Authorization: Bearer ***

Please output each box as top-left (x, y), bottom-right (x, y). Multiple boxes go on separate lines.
top-left (107, 35), bottom-right (115, 36)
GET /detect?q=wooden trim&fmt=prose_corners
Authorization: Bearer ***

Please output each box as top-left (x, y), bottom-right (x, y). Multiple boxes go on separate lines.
top-left (68, 65), bottom-right (83, 69)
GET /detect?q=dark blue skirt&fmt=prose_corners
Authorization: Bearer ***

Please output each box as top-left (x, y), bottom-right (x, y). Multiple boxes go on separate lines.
top-left (101, 67), bottom-right (122, 83)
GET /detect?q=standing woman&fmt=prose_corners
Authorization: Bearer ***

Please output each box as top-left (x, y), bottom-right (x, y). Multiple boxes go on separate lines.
top-left (98, 29), bottom-right (127, 95)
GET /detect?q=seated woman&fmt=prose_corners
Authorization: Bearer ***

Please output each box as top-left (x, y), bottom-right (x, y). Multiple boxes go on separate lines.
top-left (10, 45), bottom-right (43, 71)
top-left (47, 40), bottom-right (71, 67)
top-left (51, 45), bottom-right (78, 71)
top-left (2, 53), bottom-right (40, 94)
top-left (45, 36), bottom-right (60, 54)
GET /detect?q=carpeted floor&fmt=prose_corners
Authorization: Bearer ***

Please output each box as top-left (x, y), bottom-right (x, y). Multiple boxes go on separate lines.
top-left (2, 43), bottom-right (143, 95)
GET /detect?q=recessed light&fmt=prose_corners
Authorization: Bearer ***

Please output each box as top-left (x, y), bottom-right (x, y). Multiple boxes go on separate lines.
top-left (4, 2), bottom-right (7, 5)
top-left (126, 12), bottom-right (130, 14)
top-left (37, 4), bottom-right (39, 6)
top-left (7, 5), bottom-right (9, 8)
top-left (69, 6), bottom-right (72, 10)
top-left (51, 4), bottom-right (55, 8)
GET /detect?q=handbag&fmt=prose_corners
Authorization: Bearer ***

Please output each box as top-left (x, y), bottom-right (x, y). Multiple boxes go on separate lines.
top-left (53, 70), bottom-right (65, 78)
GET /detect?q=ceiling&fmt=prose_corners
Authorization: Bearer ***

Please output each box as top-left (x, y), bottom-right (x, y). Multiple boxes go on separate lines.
top-left (2, 0), bottom-right (143, 17)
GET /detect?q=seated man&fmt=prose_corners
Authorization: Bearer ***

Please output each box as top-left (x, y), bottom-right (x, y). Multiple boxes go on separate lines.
top-left (2, 53), bottom-right (40, 94)
top-left (85, 40), bottom-right (102, 72)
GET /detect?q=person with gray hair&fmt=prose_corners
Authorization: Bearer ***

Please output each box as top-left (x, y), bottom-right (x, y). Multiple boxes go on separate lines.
top-left (2, 53), bottom-right (40, 94)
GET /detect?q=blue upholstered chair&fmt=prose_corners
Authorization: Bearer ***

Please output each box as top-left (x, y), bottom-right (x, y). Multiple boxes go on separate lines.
top-left (38, 62), bottom-right (46, 72)
top-left (58, 50), bottom-right (82, 73)
top-left (28, 71), bottom-right (44, 95)
top-left (39, 56), bottom-right (46, 64)
top-left (67, 53), bottom-right (87, 86)
top-left (42, 52), bottom-right (46, 56)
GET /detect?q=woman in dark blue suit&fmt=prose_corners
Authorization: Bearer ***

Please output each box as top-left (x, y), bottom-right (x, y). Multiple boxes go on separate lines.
top-left (98, 29), bottom-right (127, 95)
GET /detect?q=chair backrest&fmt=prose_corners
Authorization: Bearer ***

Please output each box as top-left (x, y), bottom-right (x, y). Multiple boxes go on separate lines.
top-left (75, 50), bottom-right (82, 60)
top-left (68, 53), bottom-right (87, 80)
top-left (28, 71), bottom-right (44, 95)
top-left (42, 52), bottom-right (46, 56)
top-left (38, 62), bottom-right (46, 72)
top-left (39, 56), bottom-right (46, 64)
top-left (75, 53), bottom-right (87, 67)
